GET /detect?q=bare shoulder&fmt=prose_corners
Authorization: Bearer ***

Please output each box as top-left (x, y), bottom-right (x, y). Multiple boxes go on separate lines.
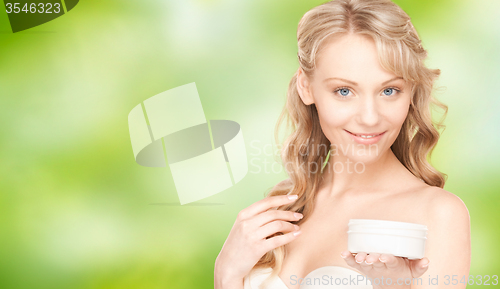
top-left (426, 186), bottom-right (469, 217)
top-left (416, 186), bottom-right (471, 278)
top-left (420, 186), bottom-right (470, 228)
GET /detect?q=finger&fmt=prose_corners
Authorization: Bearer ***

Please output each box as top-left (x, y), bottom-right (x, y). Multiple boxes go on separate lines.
top-left (263, 229), bottom-right (301, 251)
top-left (354, 252), bottom-right (368, 265)
top-left (410, 257), bottom-right (430, 278)
top-left (366, 253), bottom-right (386, 270)
top-left (341, 250), bottom-right (361, 269)
top-left (359, 258), bottom-right (373, 271)
top-left (238, 195), bottom-right (299, 220)
top-left (379, 253), bottom-right (399, 269)
top-left (253, 209), bottom-right (303, 227)
top-left (256, 220), bottom-right (300, 240)
top-left (365, 253), bottom-right (383, 268)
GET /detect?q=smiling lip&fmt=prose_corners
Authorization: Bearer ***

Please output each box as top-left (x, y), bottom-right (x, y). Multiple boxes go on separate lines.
top-left (345, 130), bottom-right (386, 144)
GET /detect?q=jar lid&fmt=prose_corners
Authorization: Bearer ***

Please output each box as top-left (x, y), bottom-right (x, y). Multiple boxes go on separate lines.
top-left (348, 219), bottom-right (428, 231)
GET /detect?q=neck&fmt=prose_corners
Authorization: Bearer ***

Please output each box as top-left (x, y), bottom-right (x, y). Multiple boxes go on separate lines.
top-left (321, 147), bottom-right (403, 196)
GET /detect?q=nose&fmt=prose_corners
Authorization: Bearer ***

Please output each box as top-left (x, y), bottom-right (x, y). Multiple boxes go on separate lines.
top-left (357, 96), bottom-right (380, 127)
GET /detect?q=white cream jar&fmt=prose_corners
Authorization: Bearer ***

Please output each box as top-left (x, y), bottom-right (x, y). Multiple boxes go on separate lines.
top-left (347, 219), bottom-right (428, 260)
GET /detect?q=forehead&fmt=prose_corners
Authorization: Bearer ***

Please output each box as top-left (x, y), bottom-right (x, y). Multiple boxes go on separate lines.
top-left (315, 33), bottom-right (399, 84)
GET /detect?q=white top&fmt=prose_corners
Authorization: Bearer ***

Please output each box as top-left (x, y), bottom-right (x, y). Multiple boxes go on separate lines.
top-left (244, 266), bottom-right (373, 289)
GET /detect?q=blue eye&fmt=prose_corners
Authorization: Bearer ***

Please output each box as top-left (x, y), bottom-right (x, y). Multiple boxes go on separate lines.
top-left (339, 88), bottom-right (350, 96)
top-left (383, 87), bottom-right (402, 96)
top-left (383, 88), bottom-right (394, 96)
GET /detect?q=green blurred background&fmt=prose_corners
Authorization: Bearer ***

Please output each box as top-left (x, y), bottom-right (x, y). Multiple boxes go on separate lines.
top-left (0, 0), bottom-right (498, 288)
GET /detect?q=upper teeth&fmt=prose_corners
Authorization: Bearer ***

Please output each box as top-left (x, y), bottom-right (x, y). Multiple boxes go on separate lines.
top-left (357, 134), bottom-right (378, 138)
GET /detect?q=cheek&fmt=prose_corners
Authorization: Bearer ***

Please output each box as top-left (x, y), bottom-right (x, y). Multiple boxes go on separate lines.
top-left (390, 99), bottom-right (411, 126)
top-left (315, 100), bottom-right (354, 132)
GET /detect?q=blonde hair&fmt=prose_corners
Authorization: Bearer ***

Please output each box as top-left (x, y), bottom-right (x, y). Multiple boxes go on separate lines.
top-left (251, 0), bottom-right (448, 287)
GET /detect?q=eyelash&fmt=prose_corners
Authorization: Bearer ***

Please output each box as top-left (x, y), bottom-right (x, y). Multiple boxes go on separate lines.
top-left (333, 86), bottom-right (403, 99)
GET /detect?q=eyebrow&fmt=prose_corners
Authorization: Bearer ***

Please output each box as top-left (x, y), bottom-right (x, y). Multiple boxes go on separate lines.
top-left (323, 76), bottom-right (404, 86)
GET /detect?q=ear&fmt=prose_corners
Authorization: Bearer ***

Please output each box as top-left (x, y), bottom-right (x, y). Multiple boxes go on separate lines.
top-left (296, 68), bottom-right (315, 105)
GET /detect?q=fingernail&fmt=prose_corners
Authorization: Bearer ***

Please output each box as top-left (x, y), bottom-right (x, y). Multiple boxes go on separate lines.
top-left (379, 257), bottom-right (386, 263)
top-left (340, 252), bottom-right (347, 259)
top-left (422, 261), bottom-right (430, 268)
top-left (293, 230), bottom-right (302, 236)
top-left (294, 213), bottom-right (303, 219)
top-left (365, 260), bottom-right (373, 265)
top-left (288, 195), bottom-right (298, 200)
top-left (294, 225), bottom-right (300, 230)
top-left (355, 258), bottom-right (362, 263)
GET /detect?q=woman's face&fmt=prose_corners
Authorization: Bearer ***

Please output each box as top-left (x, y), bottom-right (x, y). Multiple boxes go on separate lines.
top-left (297, 33), bottom-right (412, 164)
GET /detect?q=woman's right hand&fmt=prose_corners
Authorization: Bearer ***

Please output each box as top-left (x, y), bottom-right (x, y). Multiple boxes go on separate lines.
top-left (214, 194), bottom-right (303, 288)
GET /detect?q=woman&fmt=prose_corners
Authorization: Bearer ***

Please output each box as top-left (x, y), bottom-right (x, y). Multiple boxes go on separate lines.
top-left (214, 0), bottom-right (471, 288)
